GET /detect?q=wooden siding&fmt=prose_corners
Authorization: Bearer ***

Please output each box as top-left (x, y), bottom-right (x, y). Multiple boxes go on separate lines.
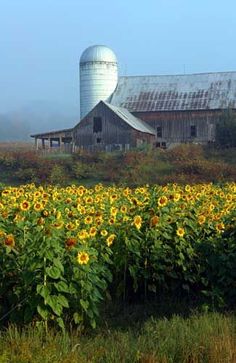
top-left (133, 110), bottom-right (221, 144)
top-left (73, 102), bottom-right (154, 151)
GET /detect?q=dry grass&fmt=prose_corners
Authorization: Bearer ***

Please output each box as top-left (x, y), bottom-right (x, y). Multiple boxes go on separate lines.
top-left (0, 142), bottom-right (34, 152)
top-left (1, 313), bottom-right (236, 362)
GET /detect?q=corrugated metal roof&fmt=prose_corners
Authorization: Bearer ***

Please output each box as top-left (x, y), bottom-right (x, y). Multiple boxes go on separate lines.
top-left (109, 72), bottom-right (236, 112)
top-left (103, 101), bottom-right (156, 135)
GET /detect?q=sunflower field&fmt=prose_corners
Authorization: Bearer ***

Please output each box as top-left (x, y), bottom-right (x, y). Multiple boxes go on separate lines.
top-left (0, 182), bottom-right (235, 330)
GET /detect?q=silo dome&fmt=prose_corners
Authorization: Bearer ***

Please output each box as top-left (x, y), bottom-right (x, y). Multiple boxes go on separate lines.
top-left (80, 45), bottom-right (117, 64)
top-left (80, 45), bottom-right (118, 119)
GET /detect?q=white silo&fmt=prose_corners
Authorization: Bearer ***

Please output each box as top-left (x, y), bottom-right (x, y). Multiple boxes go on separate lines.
top-left (79, 45), bottom-right (118, 119)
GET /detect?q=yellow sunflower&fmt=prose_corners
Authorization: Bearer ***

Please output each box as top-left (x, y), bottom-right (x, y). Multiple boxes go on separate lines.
top-left (33, 202), bottom-right (44, 212)
top-left (101, 229), bottom-right (108, 237)
top-left (198, 215), bottom-right (206, 225)
top-left (106, 234), bottom-right (116, 247)
top-left (215, 222), bottom-right (225, 233)
top-left (89, 226), bottom-right (97, 237)
top-left (77, 251), bottom-right (89, 265)
top-left (4, 234), bottom-right (15, 247)
top-left (133, 215), bottom-right (142, 230)
top-left (20, 200), bottom-right (31, 211)
top-left (176, 227), bottom-right (185, 238)
top-left (158, 196), bottom-right (168, 207)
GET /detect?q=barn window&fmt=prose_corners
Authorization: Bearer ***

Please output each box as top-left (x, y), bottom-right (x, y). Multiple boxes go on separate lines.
top-left (157, 126), bottom-right (162, 138)
top-left (190, 125), bottom-right (197, 137)
top-left (96, 137), bottom-right (101, 144)
top-left (161, 142), bottom-right (166, 149)
top-left (93, 117), bottom-right (102, 133)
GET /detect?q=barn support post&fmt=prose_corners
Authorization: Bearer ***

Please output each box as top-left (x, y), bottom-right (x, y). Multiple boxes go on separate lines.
top-left (42, 138), bottom-right (46, 149)
top-left (34, 137), bottom-right (39, 150)
top-left (59, 136), bottom-right (62, 151)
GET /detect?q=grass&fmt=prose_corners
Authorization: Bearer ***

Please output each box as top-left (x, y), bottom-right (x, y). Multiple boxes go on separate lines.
top-left (0, 312), bottom-right (236, 362)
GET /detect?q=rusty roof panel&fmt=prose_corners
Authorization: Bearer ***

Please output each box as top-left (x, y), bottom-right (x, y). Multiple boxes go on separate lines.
top-left (109, 72), bottom-right (236, 112)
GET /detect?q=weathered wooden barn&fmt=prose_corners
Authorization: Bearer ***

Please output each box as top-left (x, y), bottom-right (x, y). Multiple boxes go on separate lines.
top-left (31, 45), bottom-right (236, 152)
top-left (108, 72), bottom-right (236, 148)
top-left (73, 101), bottom-right (155, 151)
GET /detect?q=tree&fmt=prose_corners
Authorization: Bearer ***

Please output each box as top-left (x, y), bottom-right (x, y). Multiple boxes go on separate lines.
top-left (215, 109), bottom-right (236, 148)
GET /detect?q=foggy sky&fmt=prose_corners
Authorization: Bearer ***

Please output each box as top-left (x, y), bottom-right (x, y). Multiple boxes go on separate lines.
top-left (0, 0), bottom-right (235, 114)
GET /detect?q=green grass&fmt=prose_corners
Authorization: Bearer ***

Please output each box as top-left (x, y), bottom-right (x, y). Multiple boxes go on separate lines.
top-left (1, 312), bottom-right (236, 362)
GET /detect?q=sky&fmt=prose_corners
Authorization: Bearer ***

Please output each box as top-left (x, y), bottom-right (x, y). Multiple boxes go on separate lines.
top-left (0, 0), bottom-right (235, 114)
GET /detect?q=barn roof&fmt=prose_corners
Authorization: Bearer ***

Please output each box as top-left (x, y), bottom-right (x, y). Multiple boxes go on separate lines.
top-left (109, 72), bottom-right (236, 112)
top-left (31, 128), bottom-right (73, 138)
top-left (103, 101), bottom-right (156, 135)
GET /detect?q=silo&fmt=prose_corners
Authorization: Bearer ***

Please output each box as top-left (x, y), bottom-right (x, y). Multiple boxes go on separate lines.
top-left (80, 45), bottom-right (118, 119)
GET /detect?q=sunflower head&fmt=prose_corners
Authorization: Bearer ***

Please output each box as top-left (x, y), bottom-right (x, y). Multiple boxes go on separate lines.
top-left (106, 234), bottom-right (116, 247)
top-left (176, 227), bottom-right (185, 238)
top-left (77, 251), bottom-right (89, 265)
top-left (4, 234), bottom-right (15, 248)
top-left (65, 237), bottom-right (77, 249)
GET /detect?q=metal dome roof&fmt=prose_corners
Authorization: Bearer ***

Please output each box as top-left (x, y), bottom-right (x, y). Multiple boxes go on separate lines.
top-left (80, 45), bottom-right (117, 64)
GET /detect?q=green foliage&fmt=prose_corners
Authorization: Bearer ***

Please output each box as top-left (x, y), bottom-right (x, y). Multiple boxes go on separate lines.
top-left (0, 213), bottom-right (112, 330)
top-left (215, 109), bottom-right (236, 148)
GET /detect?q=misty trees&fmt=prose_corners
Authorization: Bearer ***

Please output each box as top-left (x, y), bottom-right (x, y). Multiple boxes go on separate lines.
top-left (215, 109), bottom-right (236, 148)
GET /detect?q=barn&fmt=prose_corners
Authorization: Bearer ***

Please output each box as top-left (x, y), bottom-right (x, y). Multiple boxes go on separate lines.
top-left (31, 45), bottom-right (236, 151)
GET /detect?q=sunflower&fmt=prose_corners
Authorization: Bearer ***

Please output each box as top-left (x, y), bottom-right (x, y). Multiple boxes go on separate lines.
top-left (173, 193), bottom-right (181, 202)
top-left (89, 226), bottom-right (97, 237)
top-left (65, 237), bottom-right (77, 249)
top-left (34, 202), bottom-right (44, 212)
top-left (77, 229), bottom-right (89, 240)
top-left (110, 194), bottom-right (118, 203)
top-left (85, 196), bottom-right (93, 204)
top-left (133, 215), bottom-right (142, 230)
top-left (185, 185), bottom-right (191, 192)
top-left (176, 227), bottom-right (185, 238)
top-left (150, 215), bottom-right (159, 227)
top-left (37, 217), bottom-right (45, 226)
top-left (77, 251), bottom-right (89, 265)
top-left (66, 222), bottom-right (76, 231)
top-left (198, 215), bottom-right (206, 225)
top-left (215, 222), bottom-right (225, 233)
top-left (158, 196), bottom-right (168, 207)
top-left (120, 205), bottom-right (128, 214)
top-left (42, 209), bottom-right (49, 217)
top-left (4, 234), bottom-right (15, 247)
top-left (84, 216), bottom-right (93, 225)
top-left (109, 217), bottom-right (116, 225)
top-left (101, 229), bottom-right (108, 237)
top-left (0, 230), bottom-right (6, 238)
top-left (110, 207), bottom-right (118, 217)
top-left (52, 220), bottom-right (64, 229)
top-left (20, 200), bottom-right (31, 211)
top-left (106, 234), bottom-right (116, 247)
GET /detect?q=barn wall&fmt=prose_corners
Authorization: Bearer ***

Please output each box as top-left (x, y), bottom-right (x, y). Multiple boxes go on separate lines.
top-left (133, 110), bottom-right (222, 145)
top-left (73, 102), bottom-right (153, 151)
top-left (131, 130), bottom-right (155, 147)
